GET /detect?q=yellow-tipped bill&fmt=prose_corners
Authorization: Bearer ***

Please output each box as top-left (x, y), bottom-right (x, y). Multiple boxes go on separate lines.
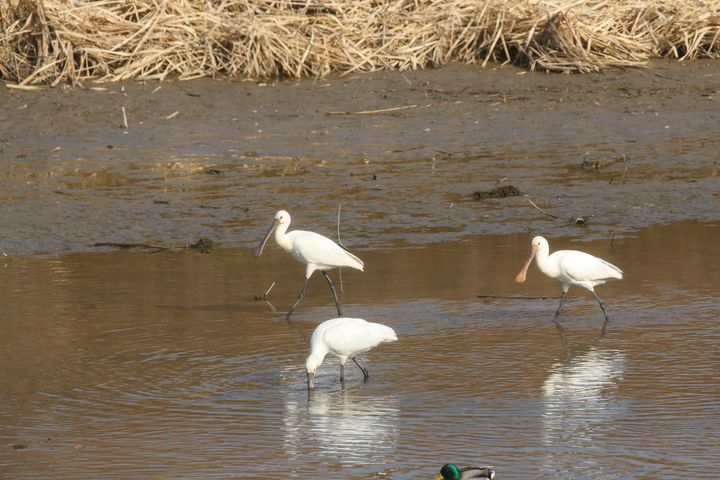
top-left (515, 247), bottom-right (537, 283)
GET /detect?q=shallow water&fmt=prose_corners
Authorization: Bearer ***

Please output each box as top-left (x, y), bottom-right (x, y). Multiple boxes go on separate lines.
top-left (1, 221), bottom-right (718, 479)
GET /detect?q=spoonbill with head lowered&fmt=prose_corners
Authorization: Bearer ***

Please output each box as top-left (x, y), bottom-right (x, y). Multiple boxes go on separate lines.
top-left (254, 210), bottom-right (364, 319)
top-left (515, 236), bottom-right (623, 325)
top-left (305, 317), bottom-right (397, 390)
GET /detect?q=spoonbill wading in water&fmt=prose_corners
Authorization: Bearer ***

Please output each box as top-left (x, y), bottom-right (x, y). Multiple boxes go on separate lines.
top-left (305, 317), bottom-right (397, 390)
top-left (515, 236), bottom-right (623, 325)
top-left (254, 210), bottom-right (364, 319)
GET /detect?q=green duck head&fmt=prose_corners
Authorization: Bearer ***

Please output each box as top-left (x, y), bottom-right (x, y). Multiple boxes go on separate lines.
top-left (436, 463), bottom-right (496, 480)
top-left (437, 464), bottom-right (462, 480)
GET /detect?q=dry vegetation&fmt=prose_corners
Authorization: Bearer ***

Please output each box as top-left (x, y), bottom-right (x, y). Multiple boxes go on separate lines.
top-left (1, 0), bottom-right (719, 86)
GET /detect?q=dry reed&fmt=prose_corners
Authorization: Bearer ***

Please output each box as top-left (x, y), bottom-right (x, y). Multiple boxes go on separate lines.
top-left (1, 0), bottom-right (719, 86)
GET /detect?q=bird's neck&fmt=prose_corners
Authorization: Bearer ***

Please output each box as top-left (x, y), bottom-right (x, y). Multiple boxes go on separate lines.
top-left (535, 248), bottom-right (555, 276)
top-left (307, 349), bottom-right (327, 372)
top-left (273, 222), bottom-right (292, 252)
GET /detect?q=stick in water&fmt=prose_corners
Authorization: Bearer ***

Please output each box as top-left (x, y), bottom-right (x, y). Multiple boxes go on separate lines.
top-left (525, 196), bottom-right (558, 219)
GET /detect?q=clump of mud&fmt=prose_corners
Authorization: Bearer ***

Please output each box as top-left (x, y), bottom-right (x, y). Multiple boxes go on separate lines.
top-left (581, 154), bottom-right (626, 171)
top-left (473, 185), bottom-right (523, 200)
top-left (189, 238), bottom-right (215, 254)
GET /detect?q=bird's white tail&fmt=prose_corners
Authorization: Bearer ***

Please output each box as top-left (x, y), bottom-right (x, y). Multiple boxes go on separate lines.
top-left (601, 259), bottom-right (623, 280)
top-left (344, 250), bottom-right (364, 271)
top-left (369, 322), bottom-right (398, 343)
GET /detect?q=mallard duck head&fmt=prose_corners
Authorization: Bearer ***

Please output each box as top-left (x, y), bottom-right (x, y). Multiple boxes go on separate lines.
top-left (435, 463), bottom-right (496, 480)
top-left (436, 464), bottom-right (461, 480)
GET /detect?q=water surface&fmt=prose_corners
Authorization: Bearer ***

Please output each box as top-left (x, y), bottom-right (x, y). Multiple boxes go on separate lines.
top-left (1, 221), bottom-right (718, 479)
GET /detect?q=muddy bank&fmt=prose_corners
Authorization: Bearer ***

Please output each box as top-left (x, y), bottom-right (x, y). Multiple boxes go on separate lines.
top-left (1, 60), bottom-right (719, 255)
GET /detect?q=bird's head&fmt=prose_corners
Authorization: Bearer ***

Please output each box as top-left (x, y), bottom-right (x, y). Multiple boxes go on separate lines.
top-left (531, 235), bottom-right (548, 252)
top-left (254, 210), bottom-right (291, 257)
top-left (436, 464), bottom-right (462, 480)
top-left (274, 210), bottom-right (291, 225)
top-left (515, 235), bottom-right (548, 283)
top-left (436, 463), bottom-right (495, 480)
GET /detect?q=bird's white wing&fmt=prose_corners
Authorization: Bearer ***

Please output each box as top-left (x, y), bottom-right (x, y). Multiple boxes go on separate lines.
top-left (290, 231), bottom-right (363, 270)
top-left (559, 250), bottom-right (623, 282)
top-left (322, 318), bottom-right (397, 357)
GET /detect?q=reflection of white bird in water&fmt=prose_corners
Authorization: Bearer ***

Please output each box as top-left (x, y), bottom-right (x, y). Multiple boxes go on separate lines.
top-left (254, 210), bottom-right (364, 319)
top-left (515, 236), bottom-right (623, 324)
top-left (541, 348), bottom-right (627, 449)
top-left (305, 317), bottom-right (397, 390)
top-left (436, 464), bottom-right (496, 480)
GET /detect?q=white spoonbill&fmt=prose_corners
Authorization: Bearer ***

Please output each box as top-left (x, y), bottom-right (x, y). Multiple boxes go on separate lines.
top-left (305, 317), bottom-right (397, 390)
top-left (515, 236), bottom-right (623, 323)
top-left (254, 210), bottom-right (364, 319)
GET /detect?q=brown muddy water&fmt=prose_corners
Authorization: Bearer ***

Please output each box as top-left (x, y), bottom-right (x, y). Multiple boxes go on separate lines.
top-left (1, 222), bottom-right (719, 479)
top-left (1, 60), bottom-right (720, 479)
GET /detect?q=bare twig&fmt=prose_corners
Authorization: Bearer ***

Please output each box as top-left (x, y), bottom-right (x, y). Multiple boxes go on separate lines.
top-left (327, 104), bottom-right (427, 116)
top-left (121, 106), bottom-right (128, 129)
top-left (620, 166), bottom-right (628, 184)
top-left (264, 299), bottom-right (279, 313)
top-left (337, 204), bottom-right (344, 248)
top-left (6, 84), bottom-right (45, 91)
top-left (478, 295), bottom-right (560, 300)
top-left (95, 239), bottom-right (213, 252)
top-left (337, 204), bottom-right (345, 296)
top-left (94, 241), bottom-right (168, 251)
top-left (264, 281), bottom-right (276, 299)
top-left (524, 196), bottom-right (559, 219)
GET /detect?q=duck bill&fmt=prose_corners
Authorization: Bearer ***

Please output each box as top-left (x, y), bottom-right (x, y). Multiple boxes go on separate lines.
top-left (514, 248), bottom-right (536, 283)
top-left (433, 476), bottom-right (443, 480)
top-left (253, 219), bottom-right (277, 257)
top-left (306, 372), bottom-right (316, 390)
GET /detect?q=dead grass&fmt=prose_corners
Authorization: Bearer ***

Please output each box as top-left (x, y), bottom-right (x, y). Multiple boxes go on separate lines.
top-left (1, 0), bottom-right (719, 86)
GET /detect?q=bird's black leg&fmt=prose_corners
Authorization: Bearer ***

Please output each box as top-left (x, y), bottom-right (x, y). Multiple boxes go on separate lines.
top-left (591, 290), bottom-right (609, 321)
top-left (286, 278), bottom-right (310, 319)
top-left (352, 357), bottom-right (369, 381)
top-left (322, 271), bottom-right (343, 316)
top-left (592, 290), bottom-right (610, 337)
top-left (552, 291), bottom-right (568, 323)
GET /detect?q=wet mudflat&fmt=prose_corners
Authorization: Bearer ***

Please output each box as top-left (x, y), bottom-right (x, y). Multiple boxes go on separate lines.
top-left (1, 221), bottom-right (719, 479)
top-left (0, 61), bottom-right (719, 253)
top-left (1, 60), bottom-right (720, 478)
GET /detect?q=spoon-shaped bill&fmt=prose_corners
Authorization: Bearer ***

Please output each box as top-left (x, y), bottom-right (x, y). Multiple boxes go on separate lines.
top-left (254, 219), bottom-right (278, 257)
top-left (515, 249), bottom-right (536, 283)
top-left (307, 371), bottom-right (315, 390)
